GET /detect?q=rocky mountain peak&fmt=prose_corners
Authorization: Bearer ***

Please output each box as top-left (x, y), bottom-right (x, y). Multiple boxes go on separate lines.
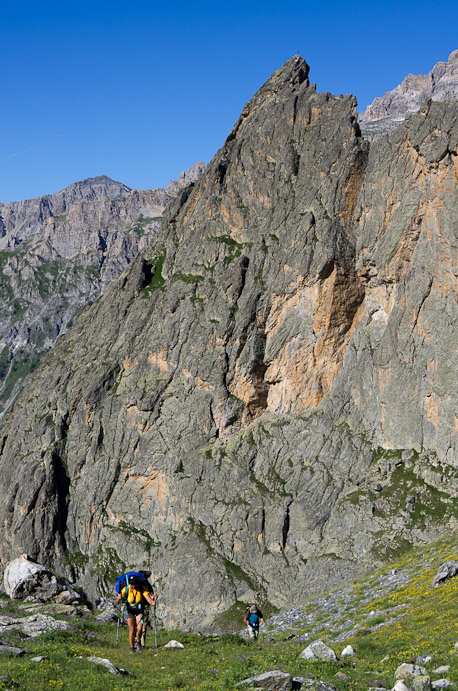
top-left (234, 55), bottom-right (310, 128)
top-left (360, 50), bottom-right (458, 138)
top-left (166, 161), bottom-right (207, 196)
top-left (1, 56), bottom-right (458, 632)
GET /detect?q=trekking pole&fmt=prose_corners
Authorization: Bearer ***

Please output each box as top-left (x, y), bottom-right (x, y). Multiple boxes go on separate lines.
top-left (116, 609), bottom-right (121, 646)
top-left (116, 606), bottom-right (124, 646)
top-left (153, 604), bottom-right (157, 649)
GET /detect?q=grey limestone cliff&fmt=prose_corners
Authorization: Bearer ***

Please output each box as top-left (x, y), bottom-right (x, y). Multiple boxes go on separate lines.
top-left (1, 56), bottom-right (458, 632)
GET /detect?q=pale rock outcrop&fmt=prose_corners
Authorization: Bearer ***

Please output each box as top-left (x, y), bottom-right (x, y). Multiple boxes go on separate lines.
top-left (0, 612), bottom-right (70, 637)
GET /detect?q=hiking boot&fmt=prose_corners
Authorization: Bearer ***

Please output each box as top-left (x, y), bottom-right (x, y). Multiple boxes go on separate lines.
top-left (130, 647), bottom-right (135, 654)
top-left (135, 640), bottom-right (143, 652)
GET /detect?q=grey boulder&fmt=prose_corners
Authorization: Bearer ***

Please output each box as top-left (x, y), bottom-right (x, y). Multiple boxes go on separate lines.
top-left (432, 561), bottom-right (458, 587)
top-left (3, 555), bottom-right (80, 603)
top-left (0, 646), bottom-right (26, 656)
top-left (236, 670), bottom-right (292, 689)
top-left (395, 664), bottom-right (427, 679)
top-left (299, 640), bottom-right (337, 662)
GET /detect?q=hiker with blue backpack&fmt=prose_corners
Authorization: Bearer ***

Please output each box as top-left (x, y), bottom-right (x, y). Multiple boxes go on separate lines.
top-left (115, 572), bottom-right (157, 654)
top-left (244, 604), bottom-right (266, 640)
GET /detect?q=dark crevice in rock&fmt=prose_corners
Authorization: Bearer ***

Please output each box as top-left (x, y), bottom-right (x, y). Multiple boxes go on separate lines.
top-left (51, 448), bottom-right (70, 555)
top-left (318, 259), bottom-right (335, 281)
top-left (216, 160), bottom-right (229, 186)
top-left (282, 507), bottom-right (290, 549)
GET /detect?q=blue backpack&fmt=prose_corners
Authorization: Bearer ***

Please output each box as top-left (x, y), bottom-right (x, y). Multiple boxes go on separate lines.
top-left (246, 605), bottom-right (260, 629)
top-left (115, 571), bottom-right (148, 595)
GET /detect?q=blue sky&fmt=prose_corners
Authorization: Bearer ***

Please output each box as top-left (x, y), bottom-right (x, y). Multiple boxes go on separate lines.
top-left (1, 0), bottom-right (457, 202)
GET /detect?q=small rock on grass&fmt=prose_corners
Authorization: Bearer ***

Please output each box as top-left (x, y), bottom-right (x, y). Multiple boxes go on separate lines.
top-left (341, 645), bottom-right (355, 657)
top-left (299, 640), bottom-right (337, 662)
top-left (417, 656), bottom-right (434, 665)
top-left (431, 681), bottom-right (454, 689)
top-left (395, 664), bottom-right (427, 679)
top-left (236, 670), bottom-right (292, 689)
top-left (0, 646), bottom-right (26, 656)
top-left (392, 682), bottom-right (412, 691)
top-left (87, 657), bottom-right (129, 676)
top-left (165, 639), bottom-right (184, 648)
top-left (433, 668), bottom-right (450, 675)
top-left (31, 656), bottom-right (49, 662)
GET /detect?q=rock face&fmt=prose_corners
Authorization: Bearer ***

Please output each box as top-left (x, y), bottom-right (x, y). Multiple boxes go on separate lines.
top-left (360, 50), bottom-right (458, 138)
top-left (1, 56), bottom-right (458, 631)
top-left (0, 167), bottom-right (205, 417)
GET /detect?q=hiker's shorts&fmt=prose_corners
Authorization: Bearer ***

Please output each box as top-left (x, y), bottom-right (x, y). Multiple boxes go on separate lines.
top-left (126, 608), bottom-right (142, 620)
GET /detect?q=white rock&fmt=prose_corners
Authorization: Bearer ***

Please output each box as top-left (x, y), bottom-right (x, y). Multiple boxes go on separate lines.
top-left (341, 645), bottom-right (355, 657)
top-left (31, 656), bottom-right (49, 662)
top-left (433, 668), bottom-right (451, 675)
top-left (87, 657), bottom-right (129, 676)
top-left (4, 556), bottom-right (53, 598)
top-left (432, 681), bottom-right (453, 689)
top-left (299, 639), bottom-right (337, 661)
top-left (165, 639), bottom-right (184, 648)
top-left (392, 682), bottom-right (412, 691)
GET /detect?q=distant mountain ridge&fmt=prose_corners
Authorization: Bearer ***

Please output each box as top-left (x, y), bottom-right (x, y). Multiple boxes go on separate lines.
top-left (359, 50), bottom-right (458, 138)
top-left (0, 163), bottom-right (206, 416)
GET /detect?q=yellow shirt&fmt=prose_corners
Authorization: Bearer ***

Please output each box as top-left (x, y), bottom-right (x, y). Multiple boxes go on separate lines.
top-left (121, 585), bottom-right (150, 605)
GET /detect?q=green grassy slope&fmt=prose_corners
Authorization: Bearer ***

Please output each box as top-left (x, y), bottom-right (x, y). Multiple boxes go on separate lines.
top-left (2, 533), bottom-right (458, 690)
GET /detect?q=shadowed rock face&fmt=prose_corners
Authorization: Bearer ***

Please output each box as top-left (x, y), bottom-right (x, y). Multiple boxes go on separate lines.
top-left (1, 56), bottom-right (458, 631)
